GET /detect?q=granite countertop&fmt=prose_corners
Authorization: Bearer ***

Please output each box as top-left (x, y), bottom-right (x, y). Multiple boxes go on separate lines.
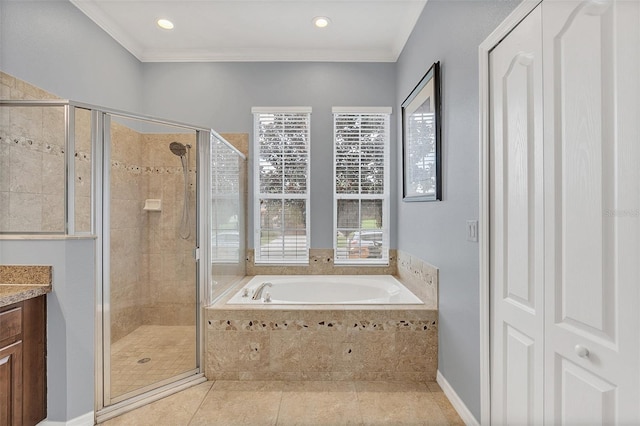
top-left (0, 265), bottom-right (52, 308)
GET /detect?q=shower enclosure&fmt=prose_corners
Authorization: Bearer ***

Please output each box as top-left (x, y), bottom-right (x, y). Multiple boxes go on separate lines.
top-left (0, 97), bottom-right (246, 422)
top-left (102, 114), bottom-right (203, 410)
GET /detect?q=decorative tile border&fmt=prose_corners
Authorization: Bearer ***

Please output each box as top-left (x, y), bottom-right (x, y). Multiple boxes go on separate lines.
top-left (0, 133), bottom-right (196, 176)
top-left (0, 133), bottom-right (65, 156)
top-left (208, 318), bottom-right (437, 332)
top-left (111, 159), bottom-right (196, 176)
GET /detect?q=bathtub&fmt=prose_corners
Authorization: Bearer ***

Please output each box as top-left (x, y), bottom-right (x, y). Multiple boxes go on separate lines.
top-left (206, 274), bottom-right (437, 381)
top-left (226, 275), bottom-right (423, 305)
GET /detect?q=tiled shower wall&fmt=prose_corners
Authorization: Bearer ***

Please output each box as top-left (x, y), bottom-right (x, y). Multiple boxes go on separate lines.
top-left (141, 133), bottom-right (197, 327)
top-left (0, 72), bottom-right (93, 234)
top-left (0, 72), bottom-right (65, 232)
top-left (109, 121), bottom-right (148, 341)
top-left (1, 72), bottom-right (198, 342)
top-left (109, 125), bottom-right (197, 341)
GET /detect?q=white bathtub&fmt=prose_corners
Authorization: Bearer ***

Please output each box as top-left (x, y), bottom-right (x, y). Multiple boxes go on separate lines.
top-left (226, 275), bottom-right (423, 305)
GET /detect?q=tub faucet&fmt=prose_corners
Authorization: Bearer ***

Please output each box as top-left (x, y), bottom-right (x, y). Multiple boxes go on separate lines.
top-left (251, 282), bottom-right (272, 300)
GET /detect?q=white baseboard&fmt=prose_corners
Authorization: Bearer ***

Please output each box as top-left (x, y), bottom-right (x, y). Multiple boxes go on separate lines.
top-left (37, 411), bottom-right (94, 426)
top-left (436, 370), bottom-right (479, 426)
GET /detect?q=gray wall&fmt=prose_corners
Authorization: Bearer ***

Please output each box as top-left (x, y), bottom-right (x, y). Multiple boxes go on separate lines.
top-left (140, 62), bottom-right (397, 249)
top-left (395, 0), bottom-right (520, 420)
top-left (0, 0), bottom-right (143, 112)
top-left (0, 238), bottom-right (95, 422)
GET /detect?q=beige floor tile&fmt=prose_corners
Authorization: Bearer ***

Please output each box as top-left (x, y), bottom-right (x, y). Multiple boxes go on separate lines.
top-left (355, 381), bottom-right (430, 393)
top-left (277, 381), bottom-right (362, 425)
top-left (431, 392), bottom-right (465, 425)
top-left (426, 382), bottom-right (442, 393)
top-left (102, 381), bottom-right (213, 426)
top-left (101, 380), bottom-right (463, 426)
top-left (356, 381), bottom-right (448, 425)
top-left (189, 381), bottom-right (284, 426)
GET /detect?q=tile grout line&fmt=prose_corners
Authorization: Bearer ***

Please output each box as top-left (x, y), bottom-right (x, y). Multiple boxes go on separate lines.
top-left (273, 381), bottom-right (285, 425)
top-left (187, 380), bottom-right (216, 425)
top-left (352, 381), bottom-right (366, 426)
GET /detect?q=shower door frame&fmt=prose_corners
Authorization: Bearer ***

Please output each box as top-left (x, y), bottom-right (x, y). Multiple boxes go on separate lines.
top-left (94, 107), bottom-right (211, 422)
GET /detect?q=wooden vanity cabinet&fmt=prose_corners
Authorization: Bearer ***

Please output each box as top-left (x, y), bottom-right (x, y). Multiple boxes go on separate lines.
top-left (0, 296), bottom-right (46, 426)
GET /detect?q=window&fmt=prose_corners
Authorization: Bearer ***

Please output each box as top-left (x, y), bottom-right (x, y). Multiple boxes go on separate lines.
top-left (333, 107), bottom-right (391, 264)
top-left (253, 107), bottom-right (311, 263)
top-left (211, 135), bottom-right (242, 263)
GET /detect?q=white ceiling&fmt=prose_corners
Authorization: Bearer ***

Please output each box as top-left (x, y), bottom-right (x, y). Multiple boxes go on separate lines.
top-left (69, 0), bottom-right (427, 62)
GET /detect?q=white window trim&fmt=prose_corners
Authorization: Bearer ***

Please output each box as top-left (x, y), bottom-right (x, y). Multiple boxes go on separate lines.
top-left (332, 107), bottom-right (391, 265)
top-left (332, 106), bottom-right (392, 114)
top-left (253, 107), bottom-right (311, 264)
top-left (252, 106), bottom-right (312, 114)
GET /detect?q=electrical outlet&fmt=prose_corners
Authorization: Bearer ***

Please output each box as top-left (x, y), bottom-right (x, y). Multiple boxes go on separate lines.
top-left (467, 220), bottom-right (478, 242)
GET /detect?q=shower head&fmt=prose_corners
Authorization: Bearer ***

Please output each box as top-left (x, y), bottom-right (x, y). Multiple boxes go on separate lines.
top-left (169, 141), bottom-right (188, 157)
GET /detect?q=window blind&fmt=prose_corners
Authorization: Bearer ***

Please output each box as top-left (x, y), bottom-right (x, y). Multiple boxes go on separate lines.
top-left (253, 109), bottom-right (310, 263)
top-left (333, 108), bottom-right (390, 264)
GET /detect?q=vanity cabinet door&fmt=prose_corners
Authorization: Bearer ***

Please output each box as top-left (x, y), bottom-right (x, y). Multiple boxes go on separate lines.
top-left (0, 296), bottom-right (46, 426)
top-left (0, 341), bottom-right (23, 426)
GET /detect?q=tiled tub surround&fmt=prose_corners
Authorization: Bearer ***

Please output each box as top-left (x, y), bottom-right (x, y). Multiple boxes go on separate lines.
top-left (227, 275), bottom-right (423, 305)
top-left (206, 276), bottom-right (437, 382)
top-left (246, 249), bottom-right (439, 306)
top-left (396, 250), bottom-right (439, 307)
top-left (246, 248), bottom-right (398, 276)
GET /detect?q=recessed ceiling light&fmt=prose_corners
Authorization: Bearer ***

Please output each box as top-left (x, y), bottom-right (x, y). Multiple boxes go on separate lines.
top-left (312, 16), bottom-right (331, 29)
top-left (157, 19), bottom-right (174, 30)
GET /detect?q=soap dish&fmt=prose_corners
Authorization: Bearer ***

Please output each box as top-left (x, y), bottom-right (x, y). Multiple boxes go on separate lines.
top-left (143, 199), bottom-right (162, 211)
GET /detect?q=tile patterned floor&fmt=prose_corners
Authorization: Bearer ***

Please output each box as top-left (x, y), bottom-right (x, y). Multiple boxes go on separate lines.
top-left (102, 380), bottom-right (465, 425)
top-left (110, 325), bottom-right (197, 398)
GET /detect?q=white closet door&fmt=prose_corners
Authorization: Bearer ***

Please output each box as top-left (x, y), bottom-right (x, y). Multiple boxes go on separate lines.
top-left (489, 5), bottom-right (545, 425)
top-left (542, 0), bottom-right (640, 423)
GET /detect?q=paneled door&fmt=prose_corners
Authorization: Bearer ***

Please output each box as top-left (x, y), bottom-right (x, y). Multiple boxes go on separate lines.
top-left (489, 5), bottom-right (544, 425)
top-left (542, 0), bottom-right (640, 423)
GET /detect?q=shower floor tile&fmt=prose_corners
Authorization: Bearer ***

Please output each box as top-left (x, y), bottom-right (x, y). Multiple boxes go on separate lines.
top-left (110, 325), bottom-right (197, 398)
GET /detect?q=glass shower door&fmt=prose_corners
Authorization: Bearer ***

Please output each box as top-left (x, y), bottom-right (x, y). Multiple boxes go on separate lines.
top-left (103, 113), bottom-right (200, 405)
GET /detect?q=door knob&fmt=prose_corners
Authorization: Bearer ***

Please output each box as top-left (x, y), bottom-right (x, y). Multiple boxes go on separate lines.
top-left (574, 344), bottom-right (590, 358)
